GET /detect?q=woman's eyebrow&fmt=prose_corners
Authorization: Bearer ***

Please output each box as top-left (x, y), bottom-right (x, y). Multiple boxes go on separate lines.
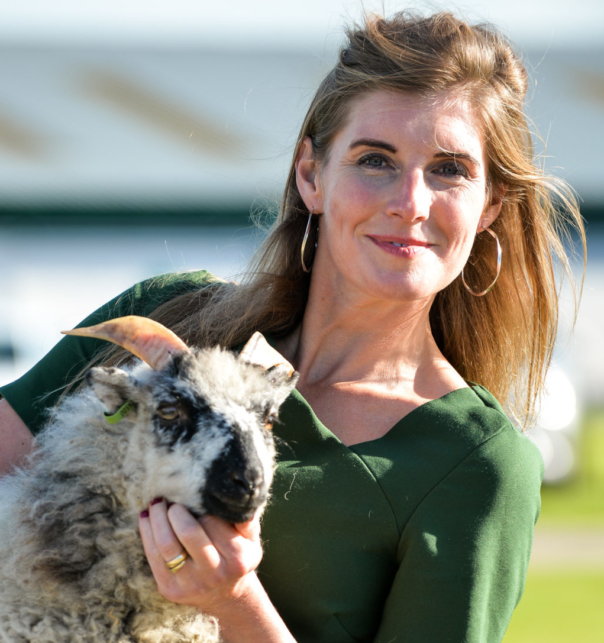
top-left (349, 138), bottom-right (397, 153)
top-left (349, 139), bottom-right (480, 168)
top-left (434, 151), bottom-right (480, 166)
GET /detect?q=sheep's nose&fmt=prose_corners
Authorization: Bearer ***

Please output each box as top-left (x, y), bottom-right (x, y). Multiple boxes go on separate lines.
top-left (230, 470), bottom-right (253, 493)
top-left (206, 467), bottom-right (266, 512)
top-left (228, 469), bottom-right (263, 501)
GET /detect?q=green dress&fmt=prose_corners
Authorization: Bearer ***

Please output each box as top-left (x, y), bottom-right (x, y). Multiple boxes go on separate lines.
top-left (0, 271), bottom-right (543, 643)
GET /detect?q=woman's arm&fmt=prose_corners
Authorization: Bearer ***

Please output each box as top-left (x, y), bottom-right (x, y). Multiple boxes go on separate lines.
top-left (0, 398), bottom-right (35, 476)
top-left (139, 500), bottom-right (296, 643)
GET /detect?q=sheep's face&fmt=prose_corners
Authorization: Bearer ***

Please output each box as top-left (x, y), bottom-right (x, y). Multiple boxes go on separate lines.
top-left (87, 347), bottom-right (297, 523)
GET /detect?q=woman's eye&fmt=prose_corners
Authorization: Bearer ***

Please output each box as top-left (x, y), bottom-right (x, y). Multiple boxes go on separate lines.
top-left (157, 405), bottom-right (180, 421)
top-left (435, 162), bottom-right (468, 178)
top-left (358, 153), bottom-right (389, 169)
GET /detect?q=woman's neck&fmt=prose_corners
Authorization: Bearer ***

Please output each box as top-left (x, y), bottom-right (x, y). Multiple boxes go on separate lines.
top-left (276, 278), bottom-right (443, 390)
top-left (274, 276), bottom-right (467, 445)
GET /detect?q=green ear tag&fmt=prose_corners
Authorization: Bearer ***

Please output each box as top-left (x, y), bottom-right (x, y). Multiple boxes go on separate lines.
top-left (104, 400), bottom-right (135, 424)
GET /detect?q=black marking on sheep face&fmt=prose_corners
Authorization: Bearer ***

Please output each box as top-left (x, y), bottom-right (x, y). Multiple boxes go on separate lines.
top-left (202, 425), bottom-right (272, 523)
top-left (151, 391), bottom-right (213, 449)
top-left (149, 355), bottom-right (224, 450)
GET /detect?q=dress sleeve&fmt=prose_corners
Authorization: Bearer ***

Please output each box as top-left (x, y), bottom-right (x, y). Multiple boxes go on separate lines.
top-left (0, 270), bottom-right (214, 434)
top-left (373, 426), bottom-right (544, 643)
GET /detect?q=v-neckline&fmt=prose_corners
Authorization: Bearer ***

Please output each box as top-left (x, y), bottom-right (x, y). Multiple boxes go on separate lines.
top-left (288, 384), bottom-right (478, 449)
top-left (264, 333), bottom-right (481, 448)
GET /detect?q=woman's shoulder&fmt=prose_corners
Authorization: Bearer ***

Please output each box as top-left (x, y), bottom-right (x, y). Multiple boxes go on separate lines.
top-left (418, 383), bottom-right (542, 461)
top-left (412, 384), bottom-right (545, 496)
top-left (355, 384), bottom-right (544, 521)
top-left (403, 385), bottom-right (544, 540)
top-left (106, 269), bottom-right (224, 317)
top-left (371, 385), bottom-right (544, 544)
top-left (132, 268), bottom-right (225, 294)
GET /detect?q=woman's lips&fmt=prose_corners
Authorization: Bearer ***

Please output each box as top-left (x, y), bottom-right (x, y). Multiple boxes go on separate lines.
top-left (367, 235), bottom-right (431, 258)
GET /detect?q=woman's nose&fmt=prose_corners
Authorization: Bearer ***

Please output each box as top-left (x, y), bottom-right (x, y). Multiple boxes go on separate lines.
top-left (385, 170), bottom-right (430, 221)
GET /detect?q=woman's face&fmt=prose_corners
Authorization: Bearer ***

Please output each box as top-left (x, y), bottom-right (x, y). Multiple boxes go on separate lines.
top-left (296, 90), bottom-right (502, 306)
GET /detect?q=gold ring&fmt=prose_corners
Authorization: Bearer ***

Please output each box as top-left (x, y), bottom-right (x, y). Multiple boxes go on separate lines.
top-left (166, 551), bottom-right (189, 573)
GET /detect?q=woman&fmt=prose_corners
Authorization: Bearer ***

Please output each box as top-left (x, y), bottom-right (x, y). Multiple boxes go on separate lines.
top-left (0, 11), bottom-right (585, 643)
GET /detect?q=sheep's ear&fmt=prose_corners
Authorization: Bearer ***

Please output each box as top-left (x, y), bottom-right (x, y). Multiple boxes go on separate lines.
top-left (86, 366), bottom-right (135, 415)
top-left (239, 332), bottom-right (295, 376)
top-left (265, 367), bottom-right (299, 407)
top-left (239, 332), bottom-right (298, 405)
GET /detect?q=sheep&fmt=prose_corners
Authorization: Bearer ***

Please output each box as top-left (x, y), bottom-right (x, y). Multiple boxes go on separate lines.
top-left (0, 316), bottom-right (297, 643)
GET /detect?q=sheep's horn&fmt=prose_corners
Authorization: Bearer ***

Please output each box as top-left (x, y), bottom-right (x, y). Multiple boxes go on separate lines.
top-left (62, 316), bottom-right (190, 370)
top-left (239, 332), bottom-right (295, 376)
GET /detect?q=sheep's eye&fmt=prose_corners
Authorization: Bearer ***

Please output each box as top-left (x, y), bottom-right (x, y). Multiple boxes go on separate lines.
top-left (157, 405), bottom-right (180, 421)
top-left (264, 413), bottom-right (277, 431)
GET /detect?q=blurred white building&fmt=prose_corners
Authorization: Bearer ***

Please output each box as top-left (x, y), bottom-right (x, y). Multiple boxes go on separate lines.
top-left (0, 45), bottom-right (603, 212)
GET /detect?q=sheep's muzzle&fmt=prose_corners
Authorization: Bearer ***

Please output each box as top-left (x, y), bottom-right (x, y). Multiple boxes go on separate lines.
top-left (202, 438), bottom-right (270, 523)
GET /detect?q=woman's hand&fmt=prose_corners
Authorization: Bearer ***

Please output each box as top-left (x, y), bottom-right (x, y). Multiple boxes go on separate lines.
top-left (138, 499), bottom-right (262, 613)
top-left (139, 499), bottom-right (296, 642)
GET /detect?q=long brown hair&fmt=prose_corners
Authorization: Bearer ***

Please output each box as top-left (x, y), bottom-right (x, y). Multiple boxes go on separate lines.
top-left (97, 12), bottom-right (584, 424)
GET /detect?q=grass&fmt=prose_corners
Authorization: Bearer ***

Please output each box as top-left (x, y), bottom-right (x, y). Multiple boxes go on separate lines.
top-left (503, 409), bottom-right (604, 642)
top-left (538, 408), bottom-right (604, 526)
top-left (504, 572), bottom-right (604, 643)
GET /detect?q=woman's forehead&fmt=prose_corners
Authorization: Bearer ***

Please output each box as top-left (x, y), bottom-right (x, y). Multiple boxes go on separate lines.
top-left (335, 89), bottom-right (485, 160)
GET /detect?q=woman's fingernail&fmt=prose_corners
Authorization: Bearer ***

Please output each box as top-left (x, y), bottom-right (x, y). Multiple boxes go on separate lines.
top-left (151, 497), bottom-right (164, 506)
top-left (140, 509), bottom-right (149, 518)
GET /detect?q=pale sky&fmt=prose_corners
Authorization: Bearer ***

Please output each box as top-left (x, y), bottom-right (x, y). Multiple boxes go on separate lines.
top-left (0, 0), bottom-right (603, 48)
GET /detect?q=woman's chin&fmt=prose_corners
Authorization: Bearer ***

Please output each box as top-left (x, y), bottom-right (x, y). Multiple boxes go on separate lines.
top-left (349, 271), bottom-right (444, 305)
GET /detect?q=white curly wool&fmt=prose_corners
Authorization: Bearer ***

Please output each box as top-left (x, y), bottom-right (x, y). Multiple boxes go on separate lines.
top-left (0, 346), bottom-right (297, 643)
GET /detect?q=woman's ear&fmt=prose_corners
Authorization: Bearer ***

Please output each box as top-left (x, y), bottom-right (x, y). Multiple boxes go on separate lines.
top-left (295, 136), bottom-right (323, 212)
top-left (480, 185), bottom-right (507, 231)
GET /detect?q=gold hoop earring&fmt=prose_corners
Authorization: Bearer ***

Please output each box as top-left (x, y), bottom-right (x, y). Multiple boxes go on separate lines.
top-left (461, 227), bottom-right (502, 297)
top-left (301, 208), bottom-right (317, 273)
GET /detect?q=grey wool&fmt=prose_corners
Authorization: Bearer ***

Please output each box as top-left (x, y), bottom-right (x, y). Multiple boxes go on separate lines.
top-left (0, 344), bottom-right (297, 642)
